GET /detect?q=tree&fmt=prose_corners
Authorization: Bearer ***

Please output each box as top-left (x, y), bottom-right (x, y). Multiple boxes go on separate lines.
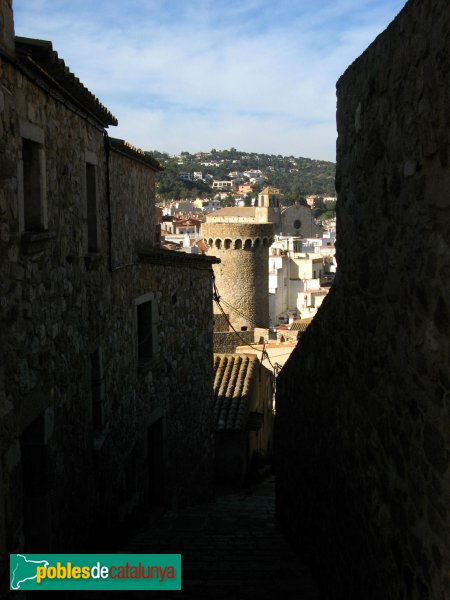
top-left (220, 194), bottom-right (235, 207)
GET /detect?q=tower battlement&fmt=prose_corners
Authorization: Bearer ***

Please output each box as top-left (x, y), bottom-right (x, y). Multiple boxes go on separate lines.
top-left (203, 221), bottom-right (274, 251)
top-left (203, 219), bottom-right (274, 334)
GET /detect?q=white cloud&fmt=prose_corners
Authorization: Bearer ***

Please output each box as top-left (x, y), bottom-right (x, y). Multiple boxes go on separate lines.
top-left (13, 0), bottom-right (406, 161)
top-left (114, 107), bottom-right (337, 161)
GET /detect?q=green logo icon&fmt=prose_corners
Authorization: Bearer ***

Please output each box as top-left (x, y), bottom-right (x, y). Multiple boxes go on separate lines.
top-left (11, 554), bottom-right (50, 590)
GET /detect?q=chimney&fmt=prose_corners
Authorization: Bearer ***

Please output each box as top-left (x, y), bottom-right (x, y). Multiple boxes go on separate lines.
top-left (0, 0), bottom-right (15, 54)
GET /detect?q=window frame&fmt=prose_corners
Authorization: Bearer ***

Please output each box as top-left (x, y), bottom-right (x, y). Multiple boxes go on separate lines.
top-left (135, 292), bottom-right (160, 368)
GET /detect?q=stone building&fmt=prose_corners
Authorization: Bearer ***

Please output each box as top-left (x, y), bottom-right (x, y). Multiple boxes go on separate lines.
top-left (0, 1), bottom-right (218, 571)
top-left (259, 186), bottom-right (321, 238)
top-left (275, 0), bottom-right (450, 598)
top-left (279, 203), bottom-right (321, 238)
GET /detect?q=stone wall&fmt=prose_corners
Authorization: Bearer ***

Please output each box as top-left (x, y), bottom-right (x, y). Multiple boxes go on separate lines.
top-left (213, 331), bottom-right (254, 354)
top-left (0, 28), bottom-right (217, 576)
top-left (0, 0), bottom-right (14, 53)
top-left (109, 141), bottom-right (157, 266)
top-left (275, 1), bottom-right (450, 599)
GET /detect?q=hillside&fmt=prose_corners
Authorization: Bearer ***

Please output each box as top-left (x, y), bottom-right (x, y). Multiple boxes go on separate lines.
top-left (146, 148), bottom-right (336, 202)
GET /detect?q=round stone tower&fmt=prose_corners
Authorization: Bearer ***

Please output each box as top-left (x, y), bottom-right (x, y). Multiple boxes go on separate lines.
top-left (203, 212), bottom-right (274, 333)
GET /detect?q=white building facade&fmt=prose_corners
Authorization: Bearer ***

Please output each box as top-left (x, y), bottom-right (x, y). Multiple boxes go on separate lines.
top-left (268, 235), bottom-right (336, 326)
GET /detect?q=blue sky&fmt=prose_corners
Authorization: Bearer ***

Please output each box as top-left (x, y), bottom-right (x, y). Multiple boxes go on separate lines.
top-left (13, 0), bottom-right (406, 161)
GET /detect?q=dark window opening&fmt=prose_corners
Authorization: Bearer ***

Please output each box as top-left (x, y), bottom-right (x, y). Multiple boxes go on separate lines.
top-left (21, 413), bottom-right (51, 551)
top-left (22, 139), bottom-right (44, 231)
top-left (138, 301), bottom-right (153, 360)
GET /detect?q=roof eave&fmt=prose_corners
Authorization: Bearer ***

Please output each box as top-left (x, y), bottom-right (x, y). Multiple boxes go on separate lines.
top-left (15, 36), bottom-right (118, 128)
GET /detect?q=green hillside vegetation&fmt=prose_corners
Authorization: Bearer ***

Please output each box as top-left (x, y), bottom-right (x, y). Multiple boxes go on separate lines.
top-left (146, 148), bottom-right (336, 203)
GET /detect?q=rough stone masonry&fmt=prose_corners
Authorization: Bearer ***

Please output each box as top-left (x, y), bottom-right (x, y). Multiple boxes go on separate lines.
top-left (275, 1), bottom-right (450, 599)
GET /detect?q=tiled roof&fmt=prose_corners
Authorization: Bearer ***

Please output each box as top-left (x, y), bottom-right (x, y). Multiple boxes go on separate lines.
top-left (207, 207), bottom-right (256, 218)
top-left (109, 138), bottom-right (163, 171)
top-left (260, 186), bottom-right (280, 195)
top-left (289, 317), bottom-right (314, 332)
top-left (15, 37), bottom-right (118, 127)
top-left (161, 242), bottom-right (181, 251)
top-left (213, 354), bottom-right (257, 431)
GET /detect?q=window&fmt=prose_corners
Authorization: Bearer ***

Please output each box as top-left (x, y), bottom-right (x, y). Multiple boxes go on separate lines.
top-left (270, 195), bottom-right (279, 207)
top-left (22, 140), bottom-right (44, 230)
top-left (90, 348), bottom-right (106, 430)
top-left (294, 219), bottom-right (301, 230)
top-left (137, 301), bottom-right (153, 359)
top-left (85, 162), bottom-right (99, 252)
top-left (18, 122), bottom-right (47, 233)
top-left (135, 293), bottom-right (159, 365)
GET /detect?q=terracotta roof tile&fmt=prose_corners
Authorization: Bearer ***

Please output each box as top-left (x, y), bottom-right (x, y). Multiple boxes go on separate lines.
top-left (213, 354), bottom-right (257, 431)
top-left (289, 317), bottom-right (314, 331)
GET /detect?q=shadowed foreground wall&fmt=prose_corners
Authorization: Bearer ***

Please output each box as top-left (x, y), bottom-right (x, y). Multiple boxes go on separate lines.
top-left (275, 1), bottom-right (450, 598)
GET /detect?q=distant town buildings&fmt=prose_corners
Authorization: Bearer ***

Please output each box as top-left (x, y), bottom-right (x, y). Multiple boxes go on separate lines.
top-left (269, 235), bottom-right (336, 326)
top-left (201, 187), bottom-right (336, 353)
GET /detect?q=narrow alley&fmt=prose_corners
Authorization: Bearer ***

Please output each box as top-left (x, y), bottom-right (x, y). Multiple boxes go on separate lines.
top-left (117, 478), bottom-right (320, 599)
